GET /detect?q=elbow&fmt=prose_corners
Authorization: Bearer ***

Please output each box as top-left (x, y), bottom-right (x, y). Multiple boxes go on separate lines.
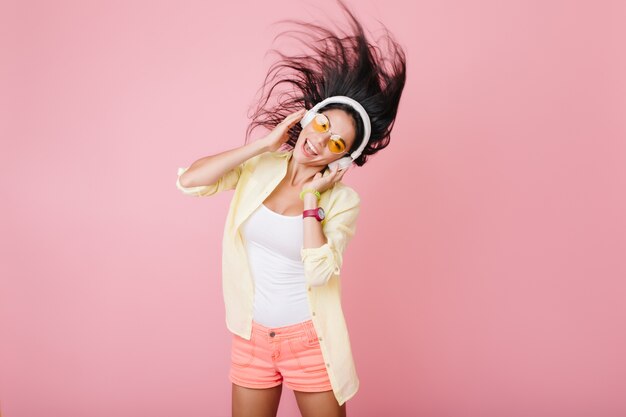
top-left (177, 167), bottom-right (209, 188)
top-left (179, 173), bottom-right (191, 188)
top-left (304, 261), bottom-right (341, 287)
top-left (307, 271), bottom-right (332, 287)
top-left (176, 167), bottom-right (215, 196)
top-left (301, 243), bottom-right (342, 287)
top-left (177, 167), bottom-right (194, 188)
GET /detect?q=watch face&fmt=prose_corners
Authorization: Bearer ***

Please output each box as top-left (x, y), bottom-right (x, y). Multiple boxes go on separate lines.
top-left (317, 207), bottom-right (325, 219)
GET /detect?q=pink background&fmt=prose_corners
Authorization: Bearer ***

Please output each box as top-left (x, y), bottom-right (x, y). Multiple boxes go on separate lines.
top-left (2, 0), bottom-right (625, 416)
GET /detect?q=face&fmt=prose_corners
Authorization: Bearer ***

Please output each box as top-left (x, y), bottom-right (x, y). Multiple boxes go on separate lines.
top-left (293, 108), bottom-right (357, 169)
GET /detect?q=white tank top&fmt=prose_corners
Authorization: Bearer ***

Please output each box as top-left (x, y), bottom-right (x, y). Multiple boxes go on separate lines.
top-left (240, 203), bottom-right (311, 327)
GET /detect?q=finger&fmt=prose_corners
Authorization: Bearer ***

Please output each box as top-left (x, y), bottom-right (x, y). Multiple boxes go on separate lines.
top-left (283, 115), bottom-right (304, 129)
top-left (287, 118), bottom-right (302, 128)
top-left (288, 110), bottom-right (306, 124)
top-left (279, 109), bottom-right (305, 125)
top-left (287, 109), bottom-right (306, 120)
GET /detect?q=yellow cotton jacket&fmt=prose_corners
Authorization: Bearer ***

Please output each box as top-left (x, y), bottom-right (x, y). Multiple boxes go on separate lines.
top-left (175, 149), bottom-right (360, 406)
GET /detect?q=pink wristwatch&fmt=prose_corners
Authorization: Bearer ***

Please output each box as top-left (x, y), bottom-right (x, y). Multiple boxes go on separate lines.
top-left (302, 207), bottom-right (325, 221)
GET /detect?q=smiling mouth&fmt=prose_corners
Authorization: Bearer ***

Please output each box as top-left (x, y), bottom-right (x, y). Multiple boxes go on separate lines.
top-left (304, 138), bottom-right (318, 155)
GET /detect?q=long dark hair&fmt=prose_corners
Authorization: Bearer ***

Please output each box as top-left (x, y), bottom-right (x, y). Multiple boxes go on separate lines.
top-left (245, 0), bottom-right (406, 167)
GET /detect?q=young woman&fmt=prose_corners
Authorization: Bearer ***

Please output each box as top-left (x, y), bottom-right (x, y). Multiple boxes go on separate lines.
top-left (176, 1), bottom-right (405, 416)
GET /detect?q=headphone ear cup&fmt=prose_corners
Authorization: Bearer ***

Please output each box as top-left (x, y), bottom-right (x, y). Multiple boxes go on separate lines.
top-left (338, 157), bottom-right (353, 169)
top-left (328, 157), bottom-right (353, 171)
top-left (300, 110), bottom-right (314, 128)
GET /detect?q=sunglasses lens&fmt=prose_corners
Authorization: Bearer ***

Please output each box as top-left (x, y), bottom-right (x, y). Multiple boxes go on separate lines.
top-left (311, 113), bottom-right (329, 133)
top-left (329, 135), bottom-right (346, 154)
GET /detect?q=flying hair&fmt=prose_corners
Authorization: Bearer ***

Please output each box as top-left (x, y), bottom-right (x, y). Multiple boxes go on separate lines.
top-left (245, 0), bottom-right (407, 167)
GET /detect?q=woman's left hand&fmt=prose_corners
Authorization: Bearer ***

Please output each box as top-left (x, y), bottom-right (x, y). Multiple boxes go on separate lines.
top-left (302, 164), bottom-right (349, 195)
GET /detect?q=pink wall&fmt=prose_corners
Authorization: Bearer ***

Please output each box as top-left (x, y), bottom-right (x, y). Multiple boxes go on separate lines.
top-left (2, 0), bottom-right (625, 416)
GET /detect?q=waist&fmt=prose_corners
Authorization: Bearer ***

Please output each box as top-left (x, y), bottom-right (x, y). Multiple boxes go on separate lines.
top-left (251, 318), bottom-right (317, 341)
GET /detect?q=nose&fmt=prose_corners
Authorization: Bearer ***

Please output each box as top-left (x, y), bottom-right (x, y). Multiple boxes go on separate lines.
top-left (309, 131), bottom-right (331, 149)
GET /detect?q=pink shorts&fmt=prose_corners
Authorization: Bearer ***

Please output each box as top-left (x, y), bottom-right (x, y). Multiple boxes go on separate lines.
top-left (229, 319), bottom-right (333, 392)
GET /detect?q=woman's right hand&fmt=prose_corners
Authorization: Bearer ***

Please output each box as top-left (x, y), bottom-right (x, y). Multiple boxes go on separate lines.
top-left (259, 109), bottom-right (306, 152)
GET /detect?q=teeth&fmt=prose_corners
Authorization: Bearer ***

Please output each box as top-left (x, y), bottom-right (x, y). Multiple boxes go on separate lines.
top-left (306, 140), bottom-right (317, 155)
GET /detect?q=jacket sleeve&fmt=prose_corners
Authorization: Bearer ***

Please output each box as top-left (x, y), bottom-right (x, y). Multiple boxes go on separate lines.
top-left (175, 163), bottom-right (243, 197)
top-left (300, 187), bottom-right (361, 287)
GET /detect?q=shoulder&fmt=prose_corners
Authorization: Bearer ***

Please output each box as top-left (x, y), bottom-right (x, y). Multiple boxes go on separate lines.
top-left (331, 181), bottom-right (360, 201)
top-left (246, 149), bottom-right (291, 171)
top-left (325, 181), bottom-right (361, 212)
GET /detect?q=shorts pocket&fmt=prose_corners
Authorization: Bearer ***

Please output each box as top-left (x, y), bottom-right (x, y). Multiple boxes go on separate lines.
top-left (288, 335), bottom-right (325, 374)
top-left (298, 334), bottom-right (321, 349)
top-left (231, 333), bottom-right (256, 368)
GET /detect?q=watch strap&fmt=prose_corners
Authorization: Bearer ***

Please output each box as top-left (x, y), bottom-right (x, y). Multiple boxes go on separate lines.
top-left (302, 208), bottom-right (323, 221)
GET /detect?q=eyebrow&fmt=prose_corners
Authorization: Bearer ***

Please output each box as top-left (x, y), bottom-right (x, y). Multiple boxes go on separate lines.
top-left (324, 114), bottom-right (346, 136)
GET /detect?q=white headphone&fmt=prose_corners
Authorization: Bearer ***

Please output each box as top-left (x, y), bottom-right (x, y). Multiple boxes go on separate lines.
top-left (299, 95), bottom-right (371, 170)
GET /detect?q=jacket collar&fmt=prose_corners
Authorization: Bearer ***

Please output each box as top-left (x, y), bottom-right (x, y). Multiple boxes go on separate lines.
top-left (234, 149), bottom-right (293, 231)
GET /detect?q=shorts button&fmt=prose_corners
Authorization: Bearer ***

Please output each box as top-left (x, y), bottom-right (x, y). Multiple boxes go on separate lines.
top-left (269, 331), bottom-right (275, 337)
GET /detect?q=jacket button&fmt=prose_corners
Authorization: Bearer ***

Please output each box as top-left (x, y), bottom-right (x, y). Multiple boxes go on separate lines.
top-left (318, 337), bottom-right (323, 341)
top-left (308, 286), bottom-right (312, 291)
top-left (326, 363), bottom-right (330, 367)
top-left (312, 312), bottom-right (316, 316)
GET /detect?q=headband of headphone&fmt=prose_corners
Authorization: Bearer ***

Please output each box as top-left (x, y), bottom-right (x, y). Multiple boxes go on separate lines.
top-left (300, 95), bottom-right (371, 161)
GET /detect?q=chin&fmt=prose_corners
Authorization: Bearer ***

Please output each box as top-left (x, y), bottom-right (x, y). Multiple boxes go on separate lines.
top-left (291, 148), bottom-right (307, 164)
top-left (292, 151), bottom-right (324, 169)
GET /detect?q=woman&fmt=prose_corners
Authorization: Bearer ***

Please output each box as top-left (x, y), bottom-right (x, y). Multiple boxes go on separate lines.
top-left (176, 1), bottom-right (405, 415)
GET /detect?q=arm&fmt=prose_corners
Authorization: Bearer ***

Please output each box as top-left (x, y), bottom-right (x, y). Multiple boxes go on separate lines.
top-left (177, 108), bottom-right (306, 197)
top-left (303, 192), bottom-right (328, 247)
top-left (300, 187), bottom-right (361, 287)
top-left (176, 139), bottom-right (270, 197)
top-left (178, 139), bottom-right (268, 190)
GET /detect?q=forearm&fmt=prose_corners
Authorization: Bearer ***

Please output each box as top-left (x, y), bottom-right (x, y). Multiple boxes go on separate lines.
top-left (302, 193), bottom-right (327, 249)
top-left (179, 139), bottom-right (269, 188)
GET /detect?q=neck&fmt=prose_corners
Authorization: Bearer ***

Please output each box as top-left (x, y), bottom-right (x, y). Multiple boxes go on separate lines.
top-left (285, 158), bottom-right (323, 188)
